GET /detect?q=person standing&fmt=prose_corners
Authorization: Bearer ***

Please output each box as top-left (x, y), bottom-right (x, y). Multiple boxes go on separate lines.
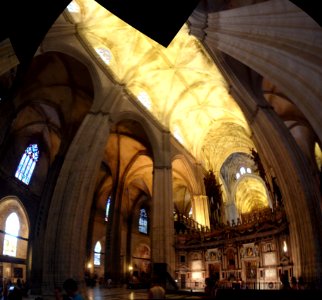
top-left (148, 276), bottom-right (166, 299)
top-left (107, 278), bottom-right (112, 289)
top-left (148, 284), bottom-right (165, 299)
top-left (55, 278), bottom-right (84, 300)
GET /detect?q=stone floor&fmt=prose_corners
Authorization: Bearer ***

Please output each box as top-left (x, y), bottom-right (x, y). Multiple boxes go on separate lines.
top-left (86, 287), bottom-right (205, 299)
top-left (27, 286), bottom-right (322, 300)
top-left (26, 285), bottom-right (205, 300)
top-left (87, 287), bottom-right (148, 300)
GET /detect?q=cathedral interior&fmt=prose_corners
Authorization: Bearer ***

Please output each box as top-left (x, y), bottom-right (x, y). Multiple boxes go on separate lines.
top-left (0, 0), bottom-right (321, 297)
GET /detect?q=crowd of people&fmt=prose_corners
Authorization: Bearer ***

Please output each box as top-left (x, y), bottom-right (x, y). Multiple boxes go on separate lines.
top-left (0, 277), bottom-right (84, 300)
top-left (0, 278), bottom-right (28, 300)
top-left (280, 274), bottom-right (306, 290)
top-left (1, 273), bottom-right (314, 300)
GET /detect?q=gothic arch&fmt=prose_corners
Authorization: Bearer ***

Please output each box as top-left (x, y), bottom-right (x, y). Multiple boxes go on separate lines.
top-left (232, 174), bottom-right (272, 216)
top-left (172, 154), bottom-right (200, 195)
top-left (111, 110), bottom-right (165, 167)
top-left (0, 196), bottom-right (30, 237)
top-left (36, 42), bottom-right (105, 102)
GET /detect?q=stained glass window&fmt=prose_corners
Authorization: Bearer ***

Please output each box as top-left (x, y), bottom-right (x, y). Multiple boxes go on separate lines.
top-left (105, 197), bottom-right (111, 222)
top-left (3, 213), bottom-right (20, 257)
top-left (94, 241), bottom-right (102, 265)
top-left (138, 208), bottom-right (148, 234)
top-left (15, 144), bottom-right (39, 185)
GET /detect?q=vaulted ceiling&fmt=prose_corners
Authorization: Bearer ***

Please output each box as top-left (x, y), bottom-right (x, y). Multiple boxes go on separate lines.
top-left (66, 0), bottom-right (255, 176)
top-left (61, 0), bottom-right (276, 214)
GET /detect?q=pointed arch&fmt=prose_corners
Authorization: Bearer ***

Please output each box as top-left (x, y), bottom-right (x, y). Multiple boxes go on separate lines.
top-left (0, 196), bottom-right (30, 260)
top-left (233, 175), bottom-right (272, 215)
top-left (172, 154), bottom-right (200, 194)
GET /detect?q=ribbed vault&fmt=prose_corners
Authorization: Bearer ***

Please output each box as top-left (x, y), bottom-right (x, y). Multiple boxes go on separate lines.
top-left (235, 176), bottom-right (270, 214)
top-left (65, 0), bottom-right (254, 176)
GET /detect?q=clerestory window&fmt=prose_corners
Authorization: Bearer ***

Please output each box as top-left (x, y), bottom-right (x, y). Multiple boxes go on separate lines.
top-left (138, 208), bottom-right (148, 234)
top-left (15, 144), bottom-right (39, 185)
top-left (105, 196), bottom-right (111, 222)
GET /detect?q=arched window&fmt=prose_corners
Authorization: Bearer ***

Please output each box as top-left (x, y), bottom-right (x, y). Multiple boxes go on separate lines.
top-left (3, 213), bottom-right (20, 257)
top-left (138, 208), bottom-right (148, 234)
top-left (105, 196), bottom-right (111, 222)
top-left (236, 167), bottom-right (251, 180)
top-left (94, 241), bottom-right (102, 266)
top-left (95, 47), bottom-right (112, 65)
top-left (173, 125), bottom-right (184, 145)
top-left (15, 144), bottom-right (39, 184)
top-left (137, 91), bottom-right (152, 110)
top-left (67, 1), bottom-right (80, 13)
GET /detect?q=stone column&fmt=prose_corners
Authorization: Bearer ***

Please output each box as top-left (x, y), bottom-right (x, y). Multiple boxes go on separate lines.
top-left (192, 195), bottom-right (210, 228)
top-left (211, 50), bottom-right (322, 286)
top-left (41, 86), bottom-right (119, 295)
top-left (191, 0), bottom-right (322, 142)
top-left (225, 202), bottom-right (238, 224)
top-left (151, 161), bottom-right (175, 277)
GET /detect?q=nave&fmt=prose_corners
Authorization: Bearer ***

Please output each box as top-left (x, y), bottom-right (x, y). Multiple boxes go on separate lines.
top-left (0, 0), bottom-right (321, 295)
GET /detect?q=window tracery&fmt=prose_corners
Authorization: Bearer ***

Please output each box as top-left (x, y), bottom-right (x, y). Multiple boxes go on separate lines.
top-left (139, 208), bottom-right (148, 234)
top-left (15, 144), bottom-right (39, 185)
top-left (94, 241), bottom-right (102, 265)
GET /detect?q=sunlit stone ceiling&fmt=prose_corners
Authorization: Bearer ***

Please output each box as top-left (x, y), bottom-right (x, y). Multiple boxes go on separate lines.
top-left (235, 177), bottom-right (270, 214)
top-left (65, 0), bottom-right (255, 174)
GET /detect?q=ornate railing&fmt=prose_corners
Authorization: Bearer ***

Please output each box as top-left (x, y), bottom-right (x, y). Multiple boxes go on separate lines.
top-left (174, 206), bottom-right (287, 242)
top-left (174, 213), bottom-right (210, 234)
